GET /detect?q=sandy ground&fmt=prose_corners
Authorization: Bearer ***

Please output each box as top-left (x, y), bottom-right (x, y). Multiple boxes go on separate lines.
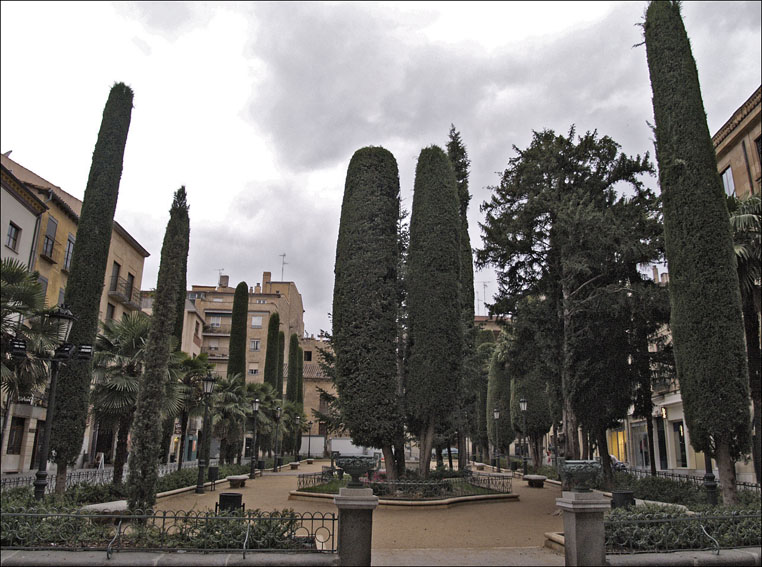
top-left (153, 460), bottom-right (564, 551)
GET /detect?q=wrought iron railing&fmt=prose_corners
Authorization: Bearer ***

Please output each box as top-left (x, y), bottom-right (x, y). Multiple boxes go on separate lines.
top-left (605, 511), bottom-right (761, 554)
top-left (108, 275), bottom-right (141, 309)
top-left (0, 508), bottom-right (336, 556)
top-left (624, 469), bottom-right (761, 493)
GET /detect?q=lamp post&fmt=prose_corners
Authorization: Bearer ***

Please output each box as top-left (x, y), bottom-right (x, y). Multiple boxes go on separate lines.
top-left (520, 398), bottom-right (528, 476)
top-left (307, 420), bottom-right (313, 459)
top-left (703, 453), bottom-right (718, 506)
top-left (249, 398), bottom-right (260, 480)
top-left (294, 415), bottom-right (301, 462)
top-left (17, 305), bottom-right (93, 500)
top-left (493, 407), bottom-right (500, 472)
top-left (273, 406), bottom-right (282, 472)
top-left (195, 373), bottom-right (216, 494)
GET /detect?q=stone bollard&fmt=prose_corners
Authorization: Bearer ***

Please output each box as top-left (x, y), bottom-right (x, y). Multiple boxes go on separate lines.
top-left (555, 491), bottom-right (609, 566)
top-left (334, 487), bottom-right (379, 566)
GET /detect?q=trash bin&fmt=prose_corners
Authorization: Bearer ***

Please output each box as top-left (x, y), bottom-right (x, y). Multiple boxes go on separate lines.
top-left (208, 466), bottom-right (219, 483)
top-left (218, 492), bottom-right (243, 513)
top-left (611, 490), bottom-right (635, 509)
top-left (257, 459), bottom-right (265, 471)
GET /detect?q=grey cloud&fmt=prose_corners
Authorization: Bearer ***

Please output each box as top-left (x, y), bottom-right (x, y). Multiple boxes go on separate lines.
top-left (117, 1), bottom-right (197, 40)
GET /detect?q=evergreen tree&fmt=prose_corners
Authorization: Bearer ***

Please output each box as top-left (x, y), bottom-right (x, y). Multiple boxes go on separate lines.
top-left (49, 83), bottom-right (134, 491)
top-left (332, 146), bottom-right (405, 478)
top-left (227, 282), bottom-right (249, 377)
top-left (127, 187), bottom-right (190, 510)
top-left (447, 124), bottom-right (476, 470)
top-left (296, 346), bottom-right (304, 404)
top-left (485, 347), bottom-right (514, 462)
top-left (263, 312), bottom-right (280, 391)
top-left (645, 0), bottom-right (750, 503)
top-left (407, 145), bottom-right (462, 476)
top-left (286, 333), bottom-right (299, 402)
top-left (277, 331), bottom-right (285, 398)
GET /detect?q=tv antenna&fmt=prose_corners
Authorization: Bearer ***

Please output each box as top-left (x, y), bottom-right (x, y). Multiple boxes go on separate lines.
top-left (476, 281), bottom-right (490, 317)
top-left (279, 253), bottom-right (288, 280)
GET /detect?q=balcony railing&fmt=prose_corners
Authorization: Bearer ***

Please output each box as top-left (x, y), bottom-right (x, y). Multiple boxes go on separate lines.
top-left (108, 276), bottom-right (141, 310)
top-left (40, 236), bottom-right (58, 263)
top-left (203, 323), bottom-right (232, 335)
top-left (201, 346), bottom-right (229, 359)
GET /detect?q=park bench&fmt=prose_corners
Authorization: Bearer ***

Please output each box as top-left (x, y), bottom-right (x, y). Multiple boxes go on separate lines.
top-left (475, 463), bottom-right (486, 471)
top-left (227, 474), bottom-right (248, 488)
top-left (524, 474), bottom-right (547, 488)
top-left (290, 462), bottom-right (300, 470)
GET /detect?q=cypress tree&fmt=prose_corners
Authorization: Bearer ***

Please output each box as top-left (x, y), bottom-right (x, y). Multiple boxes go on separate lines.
top-left (228, 281), bottom-right (249, 377)
top-left (263, 312), bottom-right (280, 391)
top-left (286, 333), bottom-right (299, 402)
top-left (127, 187), bottom-right (190, 510)
top-left (332, 146), bottom-right (405, 478)
top-left (645, 0), bottom-right (750, 503)
top-left (49, 83), bottom-right (133, 491)
top-left (485, 349), bottom-right (514, 462)
top-left (296, 346), bottom-right (304, 404)
top-left (447, 125), bottom-right (476, 470)
top-left (277, 331), bottom-right (285, 398)
top-left (407, 145), bottom-right (462, 476)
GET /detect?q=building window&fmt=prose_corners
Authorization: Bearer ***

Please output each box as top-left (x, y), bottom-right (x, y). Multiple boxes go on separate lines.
top-left (721, 167), bottom-right (735, 196)
top-left (304, 350), bottom-right (313, 362)
top-left (251, 316), bottom-right (263, 328)
top-left (256, 299), bottom-right (266, 304)
top-left (106, 303), bottom-right (116, 321)
top-left (58, 288), bottom-right (65, 307)
top-left (63, 235), bottom-right (75, 270)
top-left (672, 421), bottom-right (687, 468)
top-left (38, 275), bottom-right (48, 298)
top-left (42, 216), bottom-right (58, 259)
top-left (247, 363), bottom-right (259, 375)
top-left (6, 222), bottom-right (21, 251)
top-left (7, 416), bottom-right (25, 454)
top-left (755, 136), bottom-right (761, 167)
top-left (209, 315), bottom-right (222, 328)
top-left (249, 339), bottom-right (261, 351)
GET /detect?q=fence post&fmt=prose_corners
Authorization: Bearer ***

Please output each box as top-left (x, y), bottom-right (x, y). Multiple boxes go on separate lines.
top-left (555, 490), bottom-right (609, 566)
top-left (333, 487), bottom-right (378, 566)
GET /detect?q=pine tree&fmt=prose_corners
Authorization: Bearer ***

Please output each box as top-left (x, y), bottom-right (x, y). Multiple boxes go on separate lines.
top-left (407, 145), bottom-right (462, 476)
top-left (332, 146), bottom-right (405, 478)
top-left (644, 0), bottom-right (750, 503)
top-left (49, 83), bottom-right (134, 491)
top-left (263, 312), bottom-right (280, 391)
top-left (286, 333), bottom-right (299, 402)
top-left (127, 187), bottom-right (190, 510)
top-left (227, 282), bottom-right (249, 377)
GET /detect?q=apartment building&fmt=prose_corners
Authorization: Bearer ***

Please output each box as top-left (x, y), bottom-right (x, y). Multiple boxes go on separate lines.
top-left (1, 161), bottom-right (48, 268)
top-left (0, 154), bottom-right (150, 473)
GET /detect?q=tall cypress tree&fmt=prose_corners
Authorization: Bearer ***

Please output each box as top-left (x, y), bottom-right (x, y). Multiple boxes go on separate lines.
top-left (228, 282), bottom-right (249, 378)
top-left (49, 83), bottom-right (134, 491)
top-left (285, 333), bottom-right (299, 402)
top-left (127, 187), bottom-right (190, 510)
top-left (277, 331), bottom-right (285, 399)
top-left (407, 145), bottom-right (462, 476)
top-left (645, 0), bottom-right (750, 503)
top-left (485, 348), bottom-right (514, 462)
top-left (447, 125), bottom-right (476, 470)
top-left (296, 346), bottom-right (304, 404)
top-left (263, 312), bottom-right (280, 391)
top-left (332, 146), bottom-right (405, 478)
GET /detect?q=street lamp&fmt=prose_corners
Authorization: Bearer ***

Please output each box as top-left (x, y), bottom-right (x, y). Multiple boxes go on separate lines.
top-left (195, 373), bottom-right (216, 494)
top-left (307, 420), bottom-right (313, 459)
top-left (520, 398), bottom-right (528, 476)
top-left (493, 407), bottom-right (500, 473)
top-left (273, 406), bottom-right (282, 472)
top-left (17, 305), bottom-right (93, 500)
top-left (294, 415), bottom-right (301, 462)
top-left (703, 453), bottom-right (718, 506)
top-left (249, 398), bottom-right (260, 480)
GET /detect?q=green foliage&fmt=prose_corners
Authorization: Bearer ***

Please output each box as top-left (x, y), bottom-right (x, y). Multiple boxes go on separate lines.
top-left (645, 0), bottom-right (750, 460)
top-left (286, 334), bottom-right (299, 402)
top-left (332, 146), bottom-right (404, 452)
top-left (127, 186), bottom-right (190, 511)
top-left (485, 348), bottom-right (514, 453)
top-left (407, 145), bottom-right (463, 472)
top-left (227, 282), bottom-right (249, 377)
top-left (212, 373), bottom-right (248, 464)
top-left (277, 331), bottom-right (285, 398)
top-left (296, 346), bottom-right (304, 404)
top-left (51, 83), bottom-right (134, 472)
top-left (263, 312), bottom-right (280, 391)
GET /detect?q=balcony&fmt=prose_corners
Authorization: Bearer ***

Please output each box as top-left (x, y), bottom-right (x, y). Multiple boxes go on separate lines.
top-left (40, 236), bottom-right (59, 264)
top-left (201, 346), bottom-right (229, 360)
top-left (108, 275), bottom-right (141, 311)
top-left (203, 323), bottom-right (231, 335)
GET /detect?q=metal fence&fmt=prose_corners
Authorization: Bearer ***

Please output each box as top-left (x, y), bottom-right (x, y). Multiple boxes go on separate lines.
top-left (605, 511), bottom-right (761, 554)
top-left (625, 469), bottom-right (761, 494)
top-left (297, 470), bottom-right (512, 499)
top-left (0, 507), bottom-right (336, 557)
top-left (1, 459), bottom-right (204, 494)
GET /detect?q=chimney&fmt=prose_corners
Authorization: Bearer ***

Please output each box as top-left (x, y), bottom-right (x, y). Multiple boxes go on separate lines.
top-left (219, 274), bottom-right (229, 288)
top-left (255, 283), bottom-right (261, 294)
top-left (263, 271), bottom-right (271, 293)
top-left (249, 286), bottom-right (254, 294)
top-left (661, 273), bottom-right (669, 284)
top-left (652, 266), bottom-right (659, 283)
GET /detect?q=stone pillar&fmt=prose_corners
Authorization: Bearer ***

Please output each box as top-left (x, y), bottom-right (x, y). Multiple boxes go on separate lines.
top-left (334, 487), bottom-right (379, 566)
top-left (555, 491), bottom-right (609, 566)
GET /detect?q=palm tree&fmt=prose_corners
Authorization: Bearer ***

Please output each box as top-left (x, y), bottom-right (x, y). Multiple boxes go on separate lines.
top-left (174, 353), bottom-right (213, 470)
top-left (211, 373), bottom-right (249, 464)
top-left (245, 381), bottom-right (278, 462)
top-left (728, 194), bottom-right (761, 483)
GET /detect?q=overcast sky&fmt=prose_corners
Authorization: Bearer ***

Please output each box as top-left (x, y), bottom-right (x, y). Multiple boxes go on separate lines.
top-left (2, 1), bottom-right (760, 336)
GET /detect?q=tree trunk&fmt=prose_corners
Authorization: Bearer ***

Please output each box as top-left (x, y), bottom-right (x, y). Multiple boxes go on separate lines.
top-left (113, 413), bottom-right (132, 485)
top-left (238, 422), bottom-right (245, 464)
top-left (159, 415), bottom-right (174, 465)
top-left (598, 428), bottom-right (613, 491)
top-left (743, 299), bottom-right (761, 484)
top-left (531, 436), bottom-right (541, 473)
top-left (219, 438), bottom-right (228, 465)
top-left (715, 439), bottom-right (738, 505)
top-left (561, 284), bottom-right (580, 460)
top-left (447, 445), bottom-right (453, 470)
top-left (55, 463), bottom-right (67, 495)
top-left (581, 428), bottom-right (590, 461)
top-left (177, 410), bottom-right (188, 471)
top-left (647, 415), bottom-right (657, 476)
top-left (418, 421), bottom-right (434, 477)
top-left (394, 438), bottom-right (406, 478)
top-left (382, 445), bottom-right (396, 481)
top-left (457, 429), bottom-right (467, 470)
